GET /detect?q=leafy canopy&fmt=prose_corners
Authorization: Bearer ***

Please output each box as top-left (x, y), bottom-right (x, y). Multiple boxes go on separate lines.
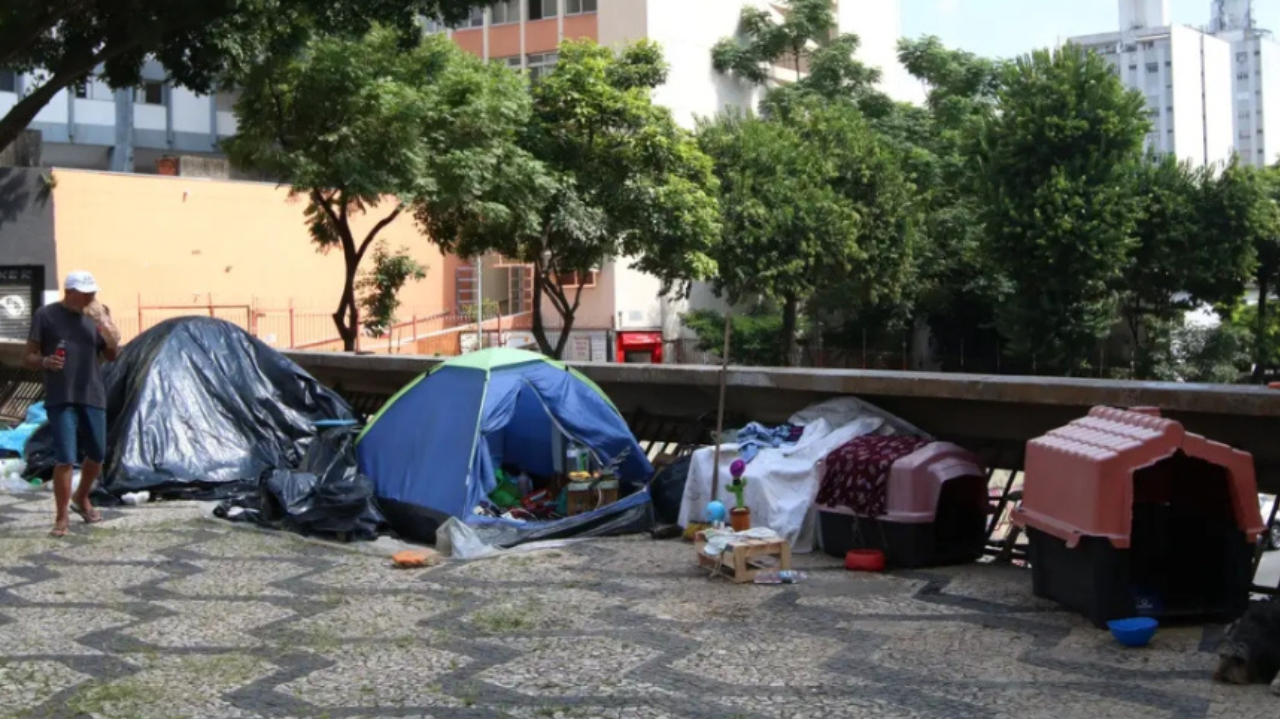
top-left (226, 27), bottom-right (528, 350)
top-left (0, 0), bottom-right (490, 153)
top-left (697, 98), bottom-right (917, 361)
top-left (973, 44), bottom-right (1150, 373)
top-left (415, 39), bottom-right (722, 358)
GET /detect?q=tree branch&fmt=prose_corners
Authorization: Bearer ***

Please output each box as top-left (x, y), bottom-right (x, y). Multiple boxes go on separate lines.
top-left (0, 3), bottom-right (86, 68)
top-left (358, 204), bottom-right (405, 261)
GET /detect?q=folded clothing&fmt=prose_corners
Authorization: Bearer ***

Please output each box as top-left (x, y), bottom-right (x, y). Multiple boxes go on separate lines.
top-left (816, 436), bottom-right (931, 518)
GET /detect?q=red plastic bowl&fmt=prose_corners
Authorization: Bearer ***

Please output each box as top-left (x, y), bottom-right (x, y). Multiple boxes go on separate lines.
top-left (845, 549), bottom-right (887, 572)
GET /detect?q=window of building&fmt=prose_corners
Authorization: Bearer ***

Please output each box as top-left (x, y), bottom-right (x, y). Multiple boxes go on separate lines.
top-left (491, 0), bottom-right (520, 25)
top-left (214, 87), bottom-right (241, 112)
top-left (73, 80), bottom-right (89, 98)
top-left (1237, 72), bottom-right (1250, 81)
top-left (455, 7), bottom-right (484, 28)
top-left (552, 269), bottom-right (598, 288)
top-left (1128, 64), bottom-right (1138, 71)
top-left (1146, 62), bottom-right (1159, 73)
top-left (494, 55), bottom-right (522, 70)
top-left (527, 52), bottom-right (557, 83)
top-left (423, 17), bottom-right (448, 34)
top-left (529, 0), bottom-right (557, 21)
top-left (1238, 52), bottom-right (1249, 63)
top-left (135, 81), bottom-right (164, 105)
top-left (565, 0), bottom-right (597, 14)
top-left (0, 69), bottom-right (16, 94)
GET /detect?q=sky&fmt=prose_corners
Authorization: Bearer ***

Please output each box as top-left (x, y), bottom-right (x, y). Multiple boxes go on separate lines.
top-left (899, 0), bottom-right (1280, 59)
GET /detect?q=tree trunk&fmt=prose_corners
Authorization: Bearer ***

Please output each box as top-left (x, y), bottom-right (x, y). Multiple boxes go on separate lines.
top-left (1255, 273), bottom-right (1270, 382)
top-left (531, 271), bottom-right (555, 357)
top-left (334, 263), bottom-right (359, 353)
top-left (780, 293), bottom-right (798, 367)
top-left (553, 308), bottom-right (575, 360)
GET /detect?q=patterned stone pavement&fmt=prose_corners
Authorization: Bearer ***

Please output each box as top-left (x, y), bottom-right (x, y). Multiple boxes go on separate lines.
top-left (0, 489), bottom-right (1276, 719)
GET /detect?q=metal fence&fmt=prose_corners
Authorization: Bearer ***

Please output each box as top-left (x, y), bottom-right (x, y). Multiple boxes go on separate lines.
top-left (111, 298), bottom-right (496, 354)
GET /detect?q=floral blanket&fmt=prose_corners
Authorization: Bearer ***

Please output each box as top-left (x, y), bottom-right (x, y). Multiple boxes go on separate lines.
top-left (816, 436), bottom-right (931, 517)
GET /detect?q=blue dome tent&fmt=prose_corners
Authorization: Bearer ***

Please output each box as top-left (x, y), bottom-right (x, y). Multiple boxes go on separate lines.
top-left (356, 348), bottom-right (655, 544)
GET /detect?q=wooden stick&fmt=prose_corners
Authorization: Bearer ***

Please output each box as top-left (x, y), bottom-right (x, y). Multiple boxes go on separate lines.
top-left (710, 308), bottom-right (733, 500)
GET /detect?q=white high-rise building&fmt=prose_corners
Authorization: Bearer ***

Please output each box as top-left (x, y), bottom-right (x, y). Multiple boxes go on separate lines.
top-left (1068, 2), bottom-right (1235, 168)
top-left (1210, 0), bottom-right (1280, 166)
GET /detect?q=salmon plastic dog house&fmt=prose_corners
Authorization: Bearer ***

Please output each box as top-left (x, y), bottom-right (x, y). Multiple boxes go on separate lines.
top-left (817, 441), bottom-right (988, 569)
top-left (1014, 406), bottom-right (1265, 627)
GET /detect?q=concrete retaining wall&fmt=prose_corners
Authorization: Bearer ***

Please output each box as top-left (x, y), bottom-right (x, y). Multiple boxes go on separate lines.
top-left (5, 339), bottom-right (1280, 492)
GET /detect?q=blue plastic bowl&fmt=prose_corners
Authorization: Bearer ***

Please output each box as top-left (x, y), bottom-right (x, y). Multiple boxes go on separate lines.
top-left (1107, 617), bottom-right (1158, 647)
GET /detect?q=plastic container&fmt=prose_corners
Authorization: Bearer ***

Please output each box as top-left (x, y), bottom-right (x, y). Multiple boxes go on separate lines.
top-left (1107, 617), bottom-right (1158, 647)
top-left (817, 442), bottom-right (987, 569)
top-left (1015, 407), bottom-right (1262, 627)
top-left (845, 549), bottom-right (886, 572)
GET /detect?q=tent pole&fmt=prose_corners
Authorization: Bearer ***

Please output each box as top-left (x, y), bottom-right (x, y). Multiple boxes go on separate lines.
top-left (476, 256), bottom-right (484, 351)
top-left (710, 308), bottom-right (732, 500)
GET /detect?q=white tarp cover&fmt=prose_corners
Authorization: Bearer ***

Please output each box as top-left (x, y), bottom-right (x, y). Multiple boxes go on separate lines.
top-left (677, 397), bottom-right (929, 552)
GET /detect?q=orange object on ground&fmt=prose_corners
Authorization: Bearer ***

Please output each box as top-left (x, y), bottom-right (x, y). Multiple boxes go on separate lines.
top-left (1013, 406), bottom-right (1265, 548)
top-left (392, 550), bottom-right (441, 569)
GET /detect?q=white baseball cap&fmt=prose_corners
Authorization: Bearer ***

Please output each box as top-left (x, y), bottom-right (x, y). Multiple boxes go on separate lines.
top-left (64, 271), bottom-right (100, 294)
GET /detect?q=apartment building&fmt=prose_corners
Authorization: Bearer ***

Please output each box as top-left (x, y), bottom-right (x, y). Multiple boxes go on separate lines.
top-left (1067, 0), bottom-right (1279, 168)
top-left (1210, 0), bottom-right (1280, 166)
top-left (0, 63), bottom-right (238, 174)
top-left (1068, 0), bottom-right (1236, 168)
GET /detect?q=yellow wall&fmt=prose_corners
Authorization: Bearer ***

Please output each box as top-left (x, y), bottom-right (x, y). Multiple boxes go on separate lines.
top-left (49, 170), bottom-right (456, 347)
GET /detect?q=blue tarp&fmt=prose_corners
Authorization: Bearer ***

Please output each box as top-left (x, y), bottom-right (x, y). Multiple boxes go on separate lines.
top-left (356, 352), bottom-right (654, 542)
top-left (0, 402), bottom-right (45, 458)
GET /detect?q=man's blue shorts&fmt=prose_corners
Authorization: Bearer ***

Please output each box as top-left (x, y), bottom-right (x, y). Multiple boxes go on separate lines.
top-left (47, 404), bottom-right (107, 466)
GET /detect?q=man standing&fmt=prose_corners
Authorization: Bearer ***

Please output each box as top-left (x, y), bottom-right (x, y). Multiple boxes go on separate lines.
top-left (23, 271), bottom-right (122, 537)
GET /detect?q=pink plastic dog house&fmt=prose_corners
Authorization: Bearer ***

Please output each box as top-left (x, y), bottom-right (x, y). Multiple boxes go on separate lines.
top-left (1014, 406), bottom-right (1264, 627)
top-left (817, 441), bottom-right (988, 568)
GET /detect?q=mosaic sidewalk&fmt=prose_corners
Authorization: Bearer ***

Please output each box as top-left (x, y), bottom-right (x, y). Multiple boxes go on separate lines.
top-left (0, 490), bottom-right (1274, 719)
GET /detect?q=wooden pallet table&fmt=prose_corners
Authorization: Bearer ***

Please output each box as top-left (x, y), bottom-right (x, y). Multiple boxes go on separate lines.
top-left (695, 532), bottom-right (792, 583)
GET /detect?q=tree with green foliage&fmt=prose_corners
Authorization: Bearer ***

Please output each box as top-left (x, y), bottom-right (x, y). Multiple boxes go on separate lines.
top-left (712, 0), bottom-right (889, 118)
top-left (357, 241), bottom-right (427, 337)
top-left (682, 307), bottom-right (786, 367)
top-left (1204, 161), bottom-right (1280, 378)
top-left (226, 28), bottom-right (528, 351)
top-left (891, 37), bottom-right (1004, 368)
top-left (1117, 155), bottom-right (1251, 376)
top-left (0, 0), bottom-right (489, 153)
top-left (1147, 322), bottom-right (1251, 384)
top-left (697, 98), bottom-right (917, 364)
top-left (973, 44), bottom-right (1149, 374)
top-left (415, 39), bottom-right (722, 359)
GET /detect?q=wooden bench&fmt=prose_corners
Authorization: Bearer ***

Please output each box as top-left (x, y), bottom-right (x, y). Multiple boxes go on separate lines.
top-left (0, 366), bottom-right (43, 427)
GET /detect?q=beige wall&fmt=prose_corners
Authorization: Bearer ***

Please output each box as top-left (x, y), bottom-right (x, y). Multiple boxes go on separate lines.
top-left (49, 170), bottom-right (453, 347)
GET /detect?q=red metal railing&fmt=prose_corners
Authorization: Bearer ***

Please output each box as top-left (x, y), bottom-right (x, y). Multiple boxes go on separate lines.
top-left (113, 296), bottom-right (529, 355)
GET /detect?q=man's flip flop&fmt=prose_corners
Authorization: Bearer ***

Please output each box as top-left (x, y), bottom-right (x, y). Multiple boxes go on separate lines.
top-left (69, 504), bottom-right (103, 524)
top-left (50, 525), bottom-right (69, 538)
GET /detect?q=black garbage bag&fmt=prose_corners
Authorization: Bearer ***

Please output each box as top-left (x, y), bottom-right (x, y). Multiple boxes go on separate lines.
top-left (256, 425), bottom-right (384, 539)
top-left (649, 456), bottom-right (691, 526)
top-left (24, 316), bottom-right (354, 498)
